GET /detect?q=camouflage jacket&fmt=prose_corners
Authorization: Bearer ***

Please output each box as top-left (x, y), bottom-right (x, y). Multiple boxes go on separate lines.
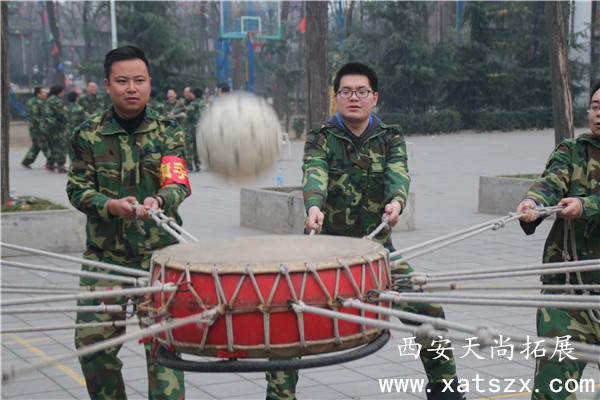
top-left (520, 132), bottom-right (600, 288)
top-left (64, 102), bottom-right (87, 138)
top-left (41, 95), bottom-right (67, 136)
top-left (25, 96), bottom-right (44, 134)
top-left (66, 107), bottom-right (191, 271)
top-left (185, 98), bottom-right (205, 133)
top-left (79, 94), bottom-right (106, 117)
top-left (302, 115), bottom-right (410, 247)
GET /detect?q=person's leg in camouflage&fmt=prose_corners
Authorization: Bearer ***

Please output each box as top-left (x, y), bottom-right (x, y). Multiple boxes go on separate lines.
top-left (265, 362), bottom-right (299, 400)
top-left (391, 259), bottom-right (463, 400)
top-left (532, 301), bottom-right (598, 400)
top-left (75, 294), bottom-right (128, 400)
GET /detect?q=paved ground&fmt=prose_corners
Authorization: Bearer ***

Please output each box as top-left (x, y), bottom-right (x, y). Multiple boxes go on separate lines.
top-left (1, 123), bottom-right (598, 400)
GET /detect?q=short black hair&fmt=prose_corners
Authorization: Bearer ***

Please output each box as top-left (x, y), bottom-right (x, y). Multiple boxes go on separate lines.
top-left (49, 84), bottom-right (64, 96)
top-left (192, 87), bottom-right (203, 99)
top-left (104, 45), bottom-right (149, 79)
top-left (590, 80), bottom-right (600, 103)
top-left (87, 80), bottom-right (96, 85)
top-left (333, 62), bottom-right (378, 93)
top-left (33, 87), bottom-right (43, 96)
top-left (218, 83), bottom-right (230, 93)
top-left (67, 91), bottom-right (79, 103)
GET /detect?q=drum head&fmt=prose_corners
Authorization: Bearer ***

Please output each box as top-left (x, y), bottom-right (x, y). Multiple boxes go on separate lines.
top-left (153, 235), bottom-right (386, 273)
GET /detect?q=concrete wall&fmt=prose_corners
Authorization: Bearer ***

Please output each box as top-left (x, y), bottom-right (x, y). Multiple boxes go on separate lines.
top-left (1, 210), bottom-right (86, 256)
top-left (241, 187), bottom-right (415, 234)
top-left (478, 176), bottom-right (534, 215)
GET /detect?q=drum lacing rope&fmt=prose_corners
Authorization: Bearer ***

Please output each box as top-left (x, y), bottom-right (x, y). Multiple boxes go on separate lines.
top-left (305, 263), bottom-right (342, 345)
top-left (281, 265), bottom-right (307, 349)
top-left (211, 266), bottom-right (237, 353)
top-left (245, 266), bottom-right (271, 352)
top-left (185, 264), bottom-right (208, 311)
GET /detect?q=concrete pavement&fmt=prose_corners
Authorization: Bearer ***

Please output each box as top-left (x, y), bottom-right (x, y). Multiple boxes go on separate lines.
top-left (2, 126), bottom-right (598, 399)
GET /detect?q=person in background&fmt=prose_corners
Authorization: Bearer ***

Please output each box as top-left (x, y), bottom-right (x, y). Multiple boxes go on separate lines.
top-left (79, 80), bottom-right (105, 118)
top-left (21, 86), bottom-right (47, 169)
top-left (184, 87), bottom-right (205, 172)
top-left (40, 84), bottom-right (68, 173)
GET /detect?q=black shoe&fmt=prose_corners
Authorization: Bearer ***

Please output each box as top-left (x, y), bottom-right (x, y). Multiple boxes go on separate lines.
top-left (21, 163), bottom-right (32, 169)
top-left (426, 379), bottom-right (467, 400)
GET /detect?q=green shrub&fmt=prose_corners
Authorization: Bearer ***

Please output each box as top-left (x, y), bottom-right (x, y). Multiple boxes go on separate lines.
top-left (376, 111), bottom-right (462, 135)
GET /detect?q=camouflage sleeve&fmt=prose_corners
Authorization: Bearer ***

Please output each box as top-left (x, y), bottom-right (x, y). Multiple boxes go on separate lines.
top-left (302, 124), bottom-right (329, 211)
top-left (524, 139), bottom-right (576, 207)
top-left (66, 125), bottom-right (113, 219)
top-left (156, 121), bottom-right (191, 208)
top-left (383, 127), bottom-right (411, 209)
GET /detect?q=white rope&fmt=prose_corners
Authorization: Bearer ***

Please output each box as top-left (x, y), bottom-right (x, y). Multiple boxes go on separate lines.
top-left (129, 204), bottom-right (198, 243)
top-left (389, 206), bottom-right (564, 263)
top-left (0, 259), bottom-right (145, 285)
top-left (403, 260), bottom-right (600, 285)
top-left (405, 283), bottom-right (600, 293)
top-left (0, 242), bottom-right (149, 277)
top-left (339, 298), bottom-right (600, 363)
top-left (1, 306), bottom-right (222, 383)
top-left (364, 215), bottom-right (389, 240)
top-left (293, 300), bottom-right (599, 364)
top-left (0, 304), bottom-right (124, 314)
top-left (375, 291), bottom-right (599, 310)
top-left (1, 284), bottom-right (177, 307)
top-left (1, 319), bottom-right (141, 334)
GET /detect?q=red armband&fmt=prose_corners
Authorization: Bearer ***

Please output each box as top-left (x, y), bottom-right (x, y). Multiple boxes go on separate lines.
top-left (160, 155), bottom-right (191, 195)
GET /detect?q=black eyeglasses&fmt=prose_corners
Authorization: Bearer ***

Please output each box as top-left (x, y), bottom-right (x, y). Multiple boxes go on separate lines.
top-left (336, 89), bottom-right (374, 99)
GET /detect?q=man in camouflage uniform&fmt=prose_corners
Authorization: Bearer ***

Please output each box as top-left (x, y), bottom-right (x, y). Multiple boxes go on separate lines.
top-left (41, 84), bottom-right (69, 173)
top-left (516, 81), bottom-right (600, 400)
top-left (64, 91), bottom-right (86, 139)
top-left (147, 87), bottom-right (165, 115)
top-left (21, 86), bottom-right (47, 169)
top-left (165, 88), bottom-right (185, 125)
top-left (79, 80), bottom-right (106, 118)
top-left (183, 87), bottom-right (204, 172)
top-left (66, 45), bottom-right (190, 400)
top-left (265, 63), bottom-right (463, 400)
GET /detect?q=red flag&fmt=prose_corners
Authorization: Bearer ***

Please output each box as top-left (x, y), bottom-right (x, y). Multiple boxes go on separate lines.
top-left (51, 44), bottom-right (58, 55)
top-left (299, 15), bottom-right (306, 33)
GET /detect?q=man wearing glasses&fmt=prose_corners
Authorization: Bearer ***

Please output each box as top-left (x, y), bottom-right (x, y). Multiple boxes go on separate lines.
top-left (264, 63), bottom-right (464, 400)
top-left (516, 81), bottom-right (600, 400)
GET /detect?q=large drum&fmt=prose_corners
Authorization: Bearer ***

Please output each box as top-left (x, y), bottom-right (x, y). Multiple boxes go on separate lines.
top-left (148, 235), bottom-right (390, 358)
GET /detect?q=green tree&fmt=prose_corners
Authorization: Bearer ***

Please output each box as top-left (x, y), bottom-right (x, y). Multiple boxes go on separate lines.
top-left (115, 1), bottom-right (203, 93)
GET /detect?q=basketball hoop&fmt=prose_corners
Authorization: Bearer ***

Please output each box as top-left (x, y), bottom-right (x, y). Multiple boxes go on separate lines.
top-left (247, 31), bottom-right (265, 52)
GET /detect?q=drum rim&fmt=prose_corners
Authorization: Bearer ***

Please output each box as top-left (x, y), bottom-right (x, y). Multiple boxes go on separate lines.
top-left (152, 235), bottom-right (388, 273)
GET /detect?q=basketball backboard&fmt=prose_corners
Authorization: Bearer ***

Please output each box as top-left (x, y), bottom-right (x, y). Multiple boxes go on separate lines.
top-left (219, 1), bottom-right (282, 40)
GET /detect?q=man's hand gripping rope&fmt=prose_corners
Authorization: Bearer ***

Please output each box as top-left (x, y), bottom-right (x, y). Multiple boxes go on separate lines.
top-left (129, 203), bottom-right (198, 243)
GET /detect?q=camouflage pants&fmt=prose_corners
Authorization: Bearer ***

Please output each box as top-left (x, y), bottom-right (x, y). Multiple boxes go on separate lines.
top-left (391, 262), bottom-right (458, 383)
top-left (21, 128), bottom-right (48, 166)
top-left (532, 296), bottom-right (600, 400)
top-left (185, 128), bottom-right (200, 170)
top-left (75, 256), bottom-right (185, 400)
top-left (45, 129), bottom-right (69, 168)
top-left (266, 362), bottom-right (299, 400)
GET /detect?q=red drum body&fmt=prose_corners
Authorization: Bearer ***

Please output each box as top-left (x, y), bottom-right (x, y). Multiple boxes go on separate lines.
top-left (149, 235), bottom-right (390, 358)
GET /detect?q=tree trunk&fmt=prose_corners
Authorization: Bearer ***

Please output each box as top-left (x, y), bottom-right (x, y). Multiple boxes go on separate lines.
top-left (46, 1), bottom-right (65, 86)
top-left (305, 1), bottom-right (329, 130)
top-left (1, 1), bottom-right (9, 205)
top-left (545, 1), bottom-right (573, 144)
top-left (273, 1), bottom-right (290, 123)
